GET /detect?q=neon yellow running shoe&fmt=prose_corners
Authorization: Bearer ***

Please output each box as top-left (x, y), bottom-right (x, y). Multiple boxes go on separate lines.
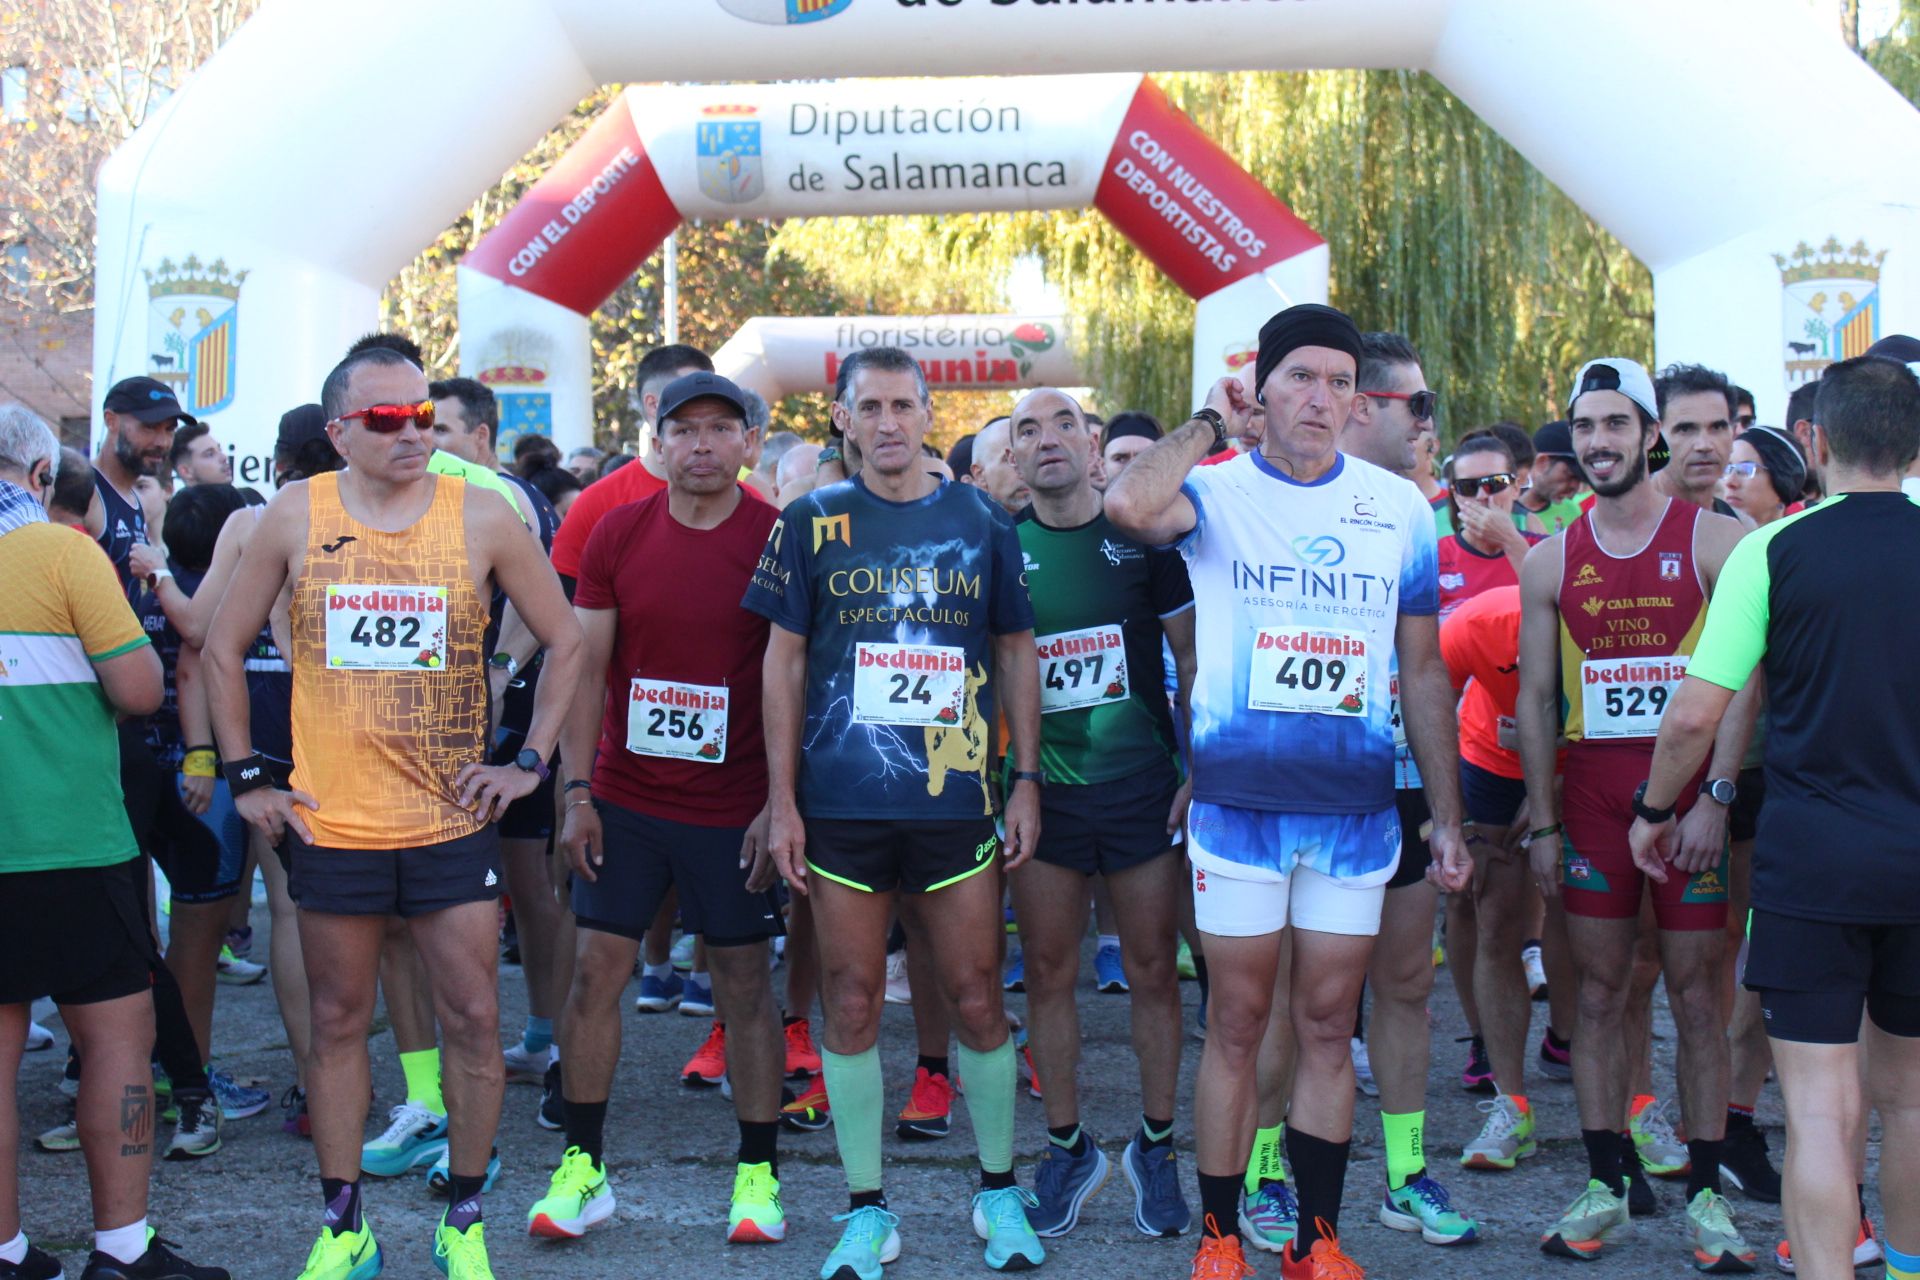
top-left (296, 1220), bottom-right (380, 1280)
top-left (527, 1146), bottom-right (614, 1239)
top-left (432, 1216), bottom-right (493, 1280)
top-left (728, 1161), bottom-right (786, 1243)
top-left (1541, 1179), bottom-right (1629, 1260)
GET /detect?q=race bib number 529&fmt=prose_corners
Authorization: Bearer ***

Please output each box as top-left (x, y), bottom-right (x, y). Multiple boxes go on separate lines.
top-left (325, 585), bottom-right (447, 670)
top-left (1581, 655), bottom-right (1686, 740)
top-left (1248, 627), bottom-right (1368, 715)
top-left (852, 643), bottom-right (966, 726)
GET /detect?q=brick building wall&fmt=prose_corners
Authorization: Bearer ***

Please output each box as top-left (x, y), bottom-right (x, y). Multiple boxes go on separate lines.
top-left (0, 304), bottom-right (93, 449)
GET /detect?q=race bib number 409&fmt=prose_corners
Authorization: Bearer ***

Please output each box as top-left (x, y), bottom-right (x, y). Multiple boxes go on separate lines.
top-left (325, 585), bottom-right (447, 670)
top-left (1248, 627), bottom-right (1368, 715)
top-left (627, 679), bottom-right (728, 763)
top-left (1581, 655), bottom-right (1686, 740)
top-left (1037, 625), bottom-right (1128, 715)
top-left (852, 643), bottom-right (966, 726)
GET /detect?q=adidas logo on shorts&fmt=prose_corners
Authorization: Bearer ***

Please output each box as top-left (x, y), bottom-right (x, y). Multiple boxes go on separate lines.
top-left (483, 869), bottom-right (498, 887)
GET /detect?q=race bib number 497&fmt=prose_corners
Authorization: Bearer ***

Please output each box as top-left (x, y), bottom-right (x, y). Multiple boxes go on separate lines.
top-left (1037, 625), bottom-right (1128, 715)
top-left (852, 643), bottom-right (966, 726)
top-left (627, 679), bottom-right (728, 763)
top-left (1248, 627), bottom-right (1368, 715)
top-left (1581, 655), bottom-right (1687, 740)
top-left (325, 585), bottom-right (447, 670)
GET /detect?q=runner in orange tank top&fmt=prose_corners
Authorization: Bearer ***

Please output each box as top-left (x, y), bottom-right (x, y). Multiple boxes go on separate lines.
top-left (1515, 357), bottom-right (1759, 1271)
top-left (201, 344), bottom-right (583, 1280)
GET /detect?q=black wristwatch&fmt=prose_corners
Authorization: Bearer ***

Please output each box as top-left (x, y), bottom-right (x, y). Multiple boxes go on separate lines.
top-left (1190, 407), bottom-right (1227, 452)
top-left (1009, 770), bottom-right (1046, 788)
top-left (1631, 779), bottom-right (1676, 824)
top-left (514, 747), bottom-right (551, 780)
top-left (1699, 777), bottom-right (1738, 806)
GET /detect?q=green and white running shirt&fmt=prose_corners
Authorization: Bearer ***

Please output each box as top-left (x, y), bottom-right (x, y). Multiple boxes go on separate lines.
top-left (1014, 507), bottom-right (1192, 786)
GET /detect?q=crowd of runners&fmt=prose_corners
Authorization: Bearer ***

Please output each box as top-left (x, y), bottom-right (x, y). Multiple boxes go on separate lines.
top-left (1, 306), bottom-right (1917, 1280)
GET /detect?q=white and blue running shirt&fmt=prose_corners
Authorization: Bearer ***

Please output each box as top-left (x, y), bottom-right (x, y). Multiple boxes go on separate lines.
top-left (1175, 451), bottom-right (1439, 822)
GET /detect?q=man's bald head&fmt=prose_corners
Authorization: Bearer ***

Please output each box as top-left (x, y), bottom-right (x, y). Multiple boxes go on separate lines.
top-left (775, 440), bottom-right (824, 501)
top-left (970, 415), bottom-right (1030, 513)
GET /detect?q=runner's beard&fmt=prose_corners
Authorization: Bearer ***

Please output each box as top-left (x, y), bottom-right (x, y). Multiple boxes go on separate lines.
top-left (114, 428), bottom-right (160, 478)
top-left (1583, 446), bottom-right (1646, 499)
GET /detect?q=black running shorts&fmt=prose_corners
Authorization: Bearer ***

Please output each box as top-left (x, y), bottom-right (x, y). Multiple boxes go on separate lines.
top-left (1034, 763), bottom-right (1181, 877)
top-left (285, 826), bottom-right (503, 918)
top-left (571, 799), bottom-right (783, 948)
top-left (1745, 908), bottom-right (1920, 1043)
top-left (0, 856), bottom-right (155, 1006)
top-left (804, 817), bottom-right (1001, 895)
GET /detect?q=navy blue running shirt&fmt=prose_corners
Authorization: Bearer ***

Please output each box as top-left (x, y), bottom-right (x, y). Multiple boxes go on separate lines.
top-left (743, 475), bottom-right (1035, 819)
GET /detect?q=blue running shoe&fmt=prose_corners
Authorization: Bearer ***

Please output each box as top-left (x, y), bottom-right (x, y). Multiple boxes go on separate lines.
top-left (425, 1147), bottom-right (501, 1198)
top-left (1239, 1180), bottom-right (1298, 1253)
top-left (1121, 1134), bottom-right (1192, 1237)
top-left (208, 1067), bottom-right (272, 1120)
top-left (361, 1102), bottom-right (448, 1177)
top-left (1380, 1174), bottom-right (1479, 1244)
top-left (1027, 1137), bottom-right (1109, 1237)
top-left (680, 973), bottom-right (716, 1018)
top-left (635, 969), bottom-right (684, 1013)
top-left (1003, 951), bottom-right (1024, 994)
top-left (819, 1205), bottom-right (900, 1280)
top-left (1094, 942), bottom-right (1128, 994)
top-left (971, 1187), bottom-right (1045, 1271)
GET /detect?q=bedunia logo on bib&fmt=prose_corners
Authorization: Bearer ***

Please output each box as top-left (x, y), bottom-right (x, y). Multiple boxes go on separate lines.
top-left (1253, 630), bottom-right (1366, 656)
top-left (327, 590), bottom-right (446, 614)
top-left (1582, 658), bottom-right (1688, 685)
top-left (1037, 630), bottom-right (1121, 659)
top-left (856, 648), bottom-right (962, 672)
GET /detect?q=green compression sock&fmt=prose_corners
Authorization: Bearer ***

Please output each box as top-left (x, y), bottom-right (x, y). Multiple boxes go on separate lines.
top-left (821, 1044), bottom-right (885, 1196)
top-left (1382, 1110), bottom-right (1426, 1191)
top-left (1246, 1122), bottom-right (1287, 1194)
top-left (399, 1048), bottom-right (443, 1116)
top-left (956, 1039), bottom-right (1017, 1176)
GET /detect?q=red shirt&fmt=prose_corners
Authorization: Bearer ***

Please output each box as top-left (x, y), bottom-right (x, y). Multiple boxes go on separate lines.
top-left (1436, 531), bottom-right (1540, 619)
top-left (551, 460), bottom-right (668, 579)
top-left (573, 489), bottom-right (777, 827)
top-left (1440, 585), bottom-right (1526, 780)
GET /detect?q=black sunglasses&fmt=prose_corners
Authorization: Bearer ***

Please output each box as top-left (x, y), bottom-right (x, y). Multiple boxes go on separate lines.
top-left (1452, 473), bottom-right (1516, 498)
top-left (1366, 389), bottom-right (1438, 421)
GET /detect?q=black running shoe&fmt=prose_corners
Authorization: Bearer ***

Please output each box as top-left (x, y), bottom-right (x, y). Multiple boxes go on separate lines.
top-left (0, 1244), bottom-right (65, 1280)
top-left (1625, 1165), bottom-right (1660, 1218)
top-left (79, 1236), bottom-right (228, 1280)
top-left (1718, 1124), bottom-right (1782, 1203)
top-left (537, 1060), bottom-right (564, 1131)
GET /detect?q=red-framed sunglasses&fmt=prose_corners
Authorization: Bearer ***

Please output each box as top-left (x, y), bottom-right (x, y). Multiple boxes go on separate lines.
top-left (1366, 389), bottom-right (1438, 421)
top-left (330, 400), bottom-right (435, 433)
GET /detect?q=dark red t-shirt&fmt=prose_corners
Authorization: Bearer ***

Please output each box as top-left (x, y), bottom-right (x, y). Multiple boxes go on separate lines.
top-left (551, 460), bottom-right (668, 579)
top-left (1436, 531), bottom-right (1541, 619)
top-left (573, 488), bottom-right (776, 827)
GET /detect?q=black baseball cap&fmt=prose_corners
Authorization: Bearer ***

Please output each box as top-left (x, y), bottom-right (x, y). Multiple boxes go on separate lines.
top-left (657, 372), bottom-right (750, 424)
top-left (275, 404), bottom-right (328, 451)
top-left (102, 376), bottom-right (197, 426)
top-left (1532, 420), bottom-right (1576, 460)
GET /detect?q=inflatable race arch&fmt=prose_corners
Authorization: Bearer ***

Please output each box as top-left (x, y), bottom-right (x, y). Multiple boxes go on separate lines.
top-left (710, 315), bottom-right (1086, 409)
top-left (92, 0), bottom-right (1920, 482)
top-left (456, 74), bottom-right (1319, 452)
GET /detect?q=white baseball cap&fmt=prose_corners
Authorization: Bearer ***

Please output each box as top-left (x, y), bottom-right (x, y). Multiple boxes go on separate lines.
top-left (1567, 357), bottom-right (1659, 423)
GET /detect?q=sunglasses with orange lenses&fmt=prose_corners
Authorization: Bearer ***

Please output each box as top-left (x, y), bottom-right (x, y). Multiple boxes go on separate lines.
top-left (330, 400), bottom-right (435, 433)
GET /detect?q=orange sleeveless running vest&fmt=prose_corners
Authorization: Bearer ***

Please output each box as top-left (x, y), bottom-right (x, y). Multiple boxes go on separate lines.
top-left (290, 473), bottom-right (488, 849)
top-left (1556, 498), bottom-right (1709, 747)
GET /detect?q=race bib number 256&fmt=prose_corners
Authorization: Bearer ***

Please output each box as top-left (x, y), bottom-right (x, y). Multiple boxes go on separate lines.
top-left (627, 679), bottom-right (728, 763)
top-left (325, 585), bottom-right (448, 670)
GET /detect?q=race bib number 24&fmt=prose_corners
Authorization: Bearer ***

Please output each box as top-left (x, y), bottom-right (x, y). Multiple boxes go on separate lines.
top-left (325, 585), bottom-right (447, 670)
top-left (852, 643), bottom-right (966, 726)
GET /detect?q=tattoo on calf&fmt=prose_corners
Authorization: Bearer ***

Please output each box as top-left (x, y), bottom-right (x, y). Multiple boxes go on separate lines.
top-left (120, 1084), bottom-right (152, 1156)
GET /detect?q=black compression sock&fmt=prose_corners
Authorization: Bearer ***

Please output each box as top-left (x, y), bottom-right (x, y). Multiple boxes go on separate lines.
top-left (917, 1054), bottom-right (950, 1079)
top-left (565, 1098), bottom-right (609, 1167)
top-left (1197, 1172), bottom-right (1241, 1240)
top-left (1581, 1128), bottom-right (1625, 1195)
top-left (321, 1178), bottom-right (363, 1236)
top-left (738, 1118), bottom-right (779, 1177)
top-left (1686, 1139), bottom-right (1723, 1201)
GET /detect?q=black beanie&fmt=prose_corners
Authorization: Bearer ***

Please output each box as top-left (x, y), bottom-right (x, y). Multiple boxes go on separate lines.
top-left (1741, 425), bottom-right (1806, 508)
top-left (1254, 303), bottom-right (1364, 400)
top-left (1102, 410), bottom-right (1164, 446)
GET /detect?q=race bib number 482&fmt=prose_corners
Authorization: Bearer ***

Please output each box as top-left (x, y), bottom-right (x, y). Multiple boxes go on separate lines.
top-left (627, 679), bottom-right (728, 763)
top-left (325, 585), bottom-right (448, 670)
top-left (1248, 627), bottom-right (1368, 715)
top-left (1581, 655), bottom-right (1687, 740)
top-left (852, 643), bottom-right (966, 726)
top-left (1037, 625), bottom-right (1128, 715)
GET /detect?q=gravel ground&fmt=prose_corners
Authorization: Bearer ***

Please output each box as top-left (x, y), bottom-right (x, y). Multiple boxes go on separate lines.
top-left (17, 898), bottom-right (1854, 1280)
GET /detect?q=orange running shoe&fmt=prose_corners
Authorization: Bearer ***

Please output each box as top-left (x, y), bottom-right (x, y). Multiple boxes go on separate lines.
top-left (780, 1075), bottom-right (831, 1132)
top-left (1774, 1215), bottom-right (1882, 1272)
top-left (1024, 1044), bottom-right (1043, 1100)
top-left (784, 1018), bottom-right (821, 1079)
top-left (681, 1021), bottom-right (727, 1088)
top-left (1279, 1220), bottom-right (1366, 1279)
top-left (1191, 1227), bottom-right (1255, 1279)
top-left (897, 1066), bottom-right (953, 1140)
